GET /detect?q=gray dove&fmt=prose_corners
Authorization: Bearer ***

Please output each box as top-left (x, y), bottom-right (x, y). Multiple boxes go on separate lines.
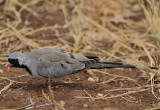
top-left (7, 48), bottom-right (158, 78)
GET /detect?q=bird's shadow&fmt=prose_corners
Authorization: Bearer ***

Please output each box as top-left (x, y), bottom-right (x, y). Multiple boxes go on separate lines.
top-left (10, 80), bottom-right (99, 92)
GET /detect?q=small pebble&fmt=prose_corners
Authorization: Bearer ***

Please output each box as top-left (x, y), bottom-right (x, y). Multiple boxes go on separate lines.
top-left (97, 93), bottom-right (103, 97)
top-left (84, 104), bottom-right (88, 108)
top-left (88, 77), bottom-right (95, 82)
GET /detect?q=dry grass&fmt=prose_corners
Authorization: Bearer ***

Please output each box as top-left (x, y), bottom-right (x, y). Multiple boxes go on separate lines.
top-left (0, 0), bottom-right (160, 109)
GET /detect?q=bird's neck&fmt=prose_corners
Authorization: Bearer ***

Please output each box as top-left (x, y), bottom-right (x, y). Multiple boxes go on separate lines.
top-left (17, 64), bottom-right (33, 75)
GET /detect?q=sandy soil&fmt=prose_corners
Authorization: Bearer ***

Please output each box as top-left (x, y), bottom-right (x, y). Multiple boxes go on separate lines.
top-left (0, 64), bottom-right (159, 110)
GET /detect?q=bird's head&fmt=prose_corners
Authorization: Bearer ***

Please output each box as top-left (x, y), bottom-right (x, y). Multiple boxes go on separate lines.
top-left (7, 51), bottom-right (25, 71)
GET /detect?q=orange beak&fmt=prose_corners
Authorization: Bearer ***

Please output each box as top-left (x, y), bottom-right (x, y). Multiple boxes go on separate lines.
top-left (7, 64), bottom-right (13, 72)
top-left (7, 66), bottom-right (11, 72)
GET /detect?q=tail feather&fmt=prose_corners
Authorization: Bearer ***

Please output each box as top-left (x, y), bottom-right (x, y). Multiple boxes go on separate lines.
top-left (100, 62), bottom-right (125, 65)
top-left (90, 62), bottom-right (158, 69)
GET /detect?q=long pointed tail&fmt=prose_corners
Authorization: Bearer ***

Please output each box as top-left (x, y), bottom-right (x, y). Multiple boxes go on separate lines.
top-left (90, 62), bottom-right (158, 69)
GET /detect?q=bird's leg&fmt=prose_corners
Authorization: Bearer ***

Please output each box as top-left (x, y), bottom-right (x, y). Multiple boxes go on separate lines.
top-left (50, 79), bottom-right (57, 86)
top-left (45, 79), bottom-right (57, 86)
top-left (45, 79), bottom-right (49, 87)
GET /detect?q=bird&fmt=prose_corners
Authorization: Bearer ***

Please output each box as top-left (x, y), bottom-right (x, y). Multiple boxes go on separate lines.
top-left (7, 48), bottom-right (158, 78)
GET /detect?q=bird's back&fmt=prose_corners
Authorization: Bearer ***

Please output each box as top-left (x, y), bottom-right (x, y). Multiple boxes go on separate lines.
top-left (24, 48), bottom-right (90, 78)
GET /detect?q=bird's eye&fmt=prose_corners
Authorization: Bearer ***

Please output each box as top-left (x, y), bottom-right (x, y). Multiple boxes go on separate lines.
top-left (8, 58), bottom-right (19, 65)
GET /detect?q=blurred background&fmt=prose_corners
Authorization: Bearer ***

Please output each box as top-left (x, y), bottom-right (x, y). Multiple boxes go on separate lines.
top-left (0, 0), bottom-right (160, 110)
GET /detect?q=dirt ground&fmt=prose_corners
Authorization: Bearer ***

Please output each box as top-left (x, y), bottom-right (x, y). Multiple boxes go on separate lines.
top-left (0, 64), bottom-right (159, 110)
top-left (0, 0), bottom-right (160, 110)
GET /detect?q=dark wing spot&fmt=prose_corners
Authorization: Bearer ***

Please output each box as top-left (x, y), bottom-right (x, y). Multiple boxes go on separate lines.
top-left (85, 56), bottom-right (100, 62)
top-left (60, 49), bottom-right (66, 53)
top-left (61, 63), bottom-right (64, 67)
top-left (65, 61), bottom-right (72, 64)
top-left (69, 53), bottom-right (75, 59)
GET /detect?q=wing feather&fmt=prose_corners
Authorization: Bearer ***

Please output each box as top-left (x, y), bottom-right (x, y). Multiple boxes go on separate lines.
top-left (36, 51), bottom-right (86, 78)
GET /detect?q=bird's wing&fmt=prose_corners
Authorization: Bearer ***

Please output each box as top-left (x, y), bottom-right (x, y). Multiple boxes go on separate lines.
top-left (35, 49), bottom-right (90, 78)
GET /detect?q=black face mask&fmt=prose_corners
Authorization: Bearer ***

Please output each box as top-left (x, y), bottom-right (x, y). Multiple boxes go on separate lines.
top-left (8, 58), bottom-right (32, 75)
top-left (8, 58), bottom-right (21, 67)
